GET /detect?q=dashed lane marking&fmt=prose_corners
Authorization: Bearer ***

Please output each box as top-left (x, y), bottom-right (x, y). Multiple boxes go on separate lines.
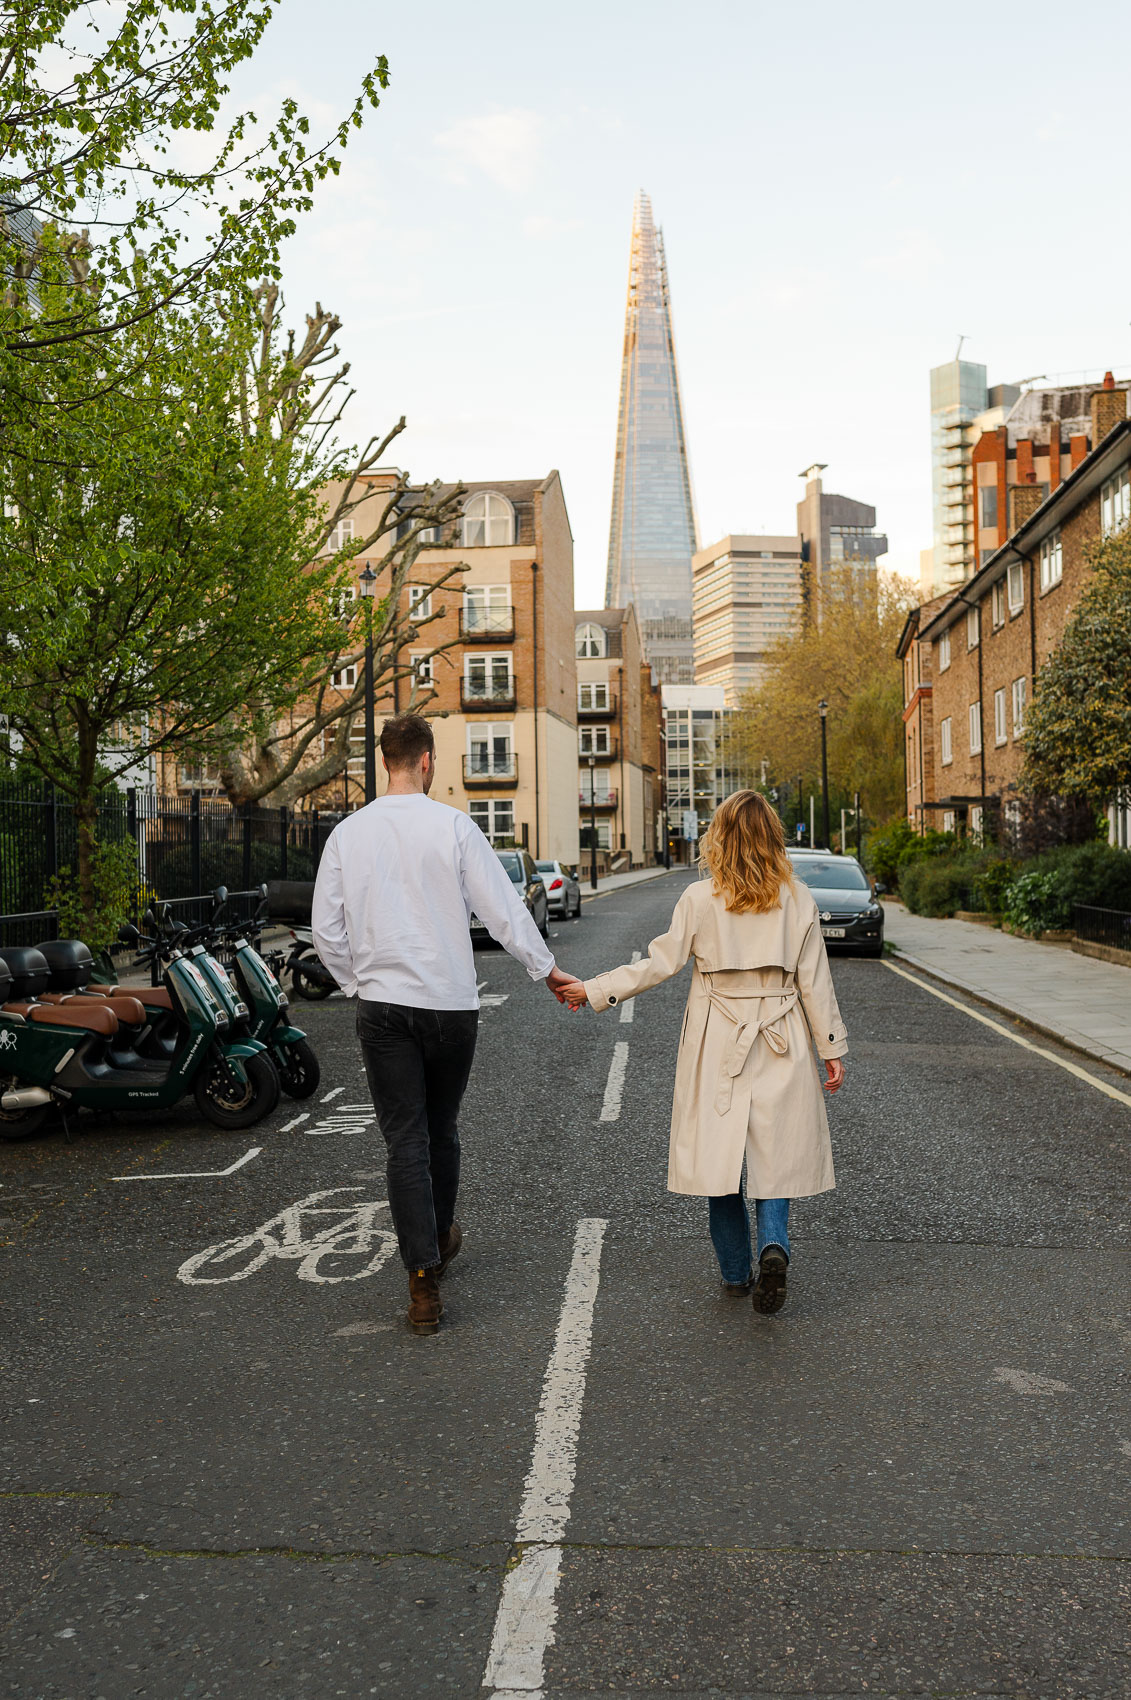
top-left (993, 1367), bottom-right (1072, 1396)
top-left (112, 1147), bottom-right (262, 1183)
top-left (483, 1217), bottom-right (608, 1697)
top-left (618, 950), bottom-right (641, 1023)
top-left (598, 1041), bottom-right (629, 1123)
top-left (883, 960), bottom-right (1131, 1110)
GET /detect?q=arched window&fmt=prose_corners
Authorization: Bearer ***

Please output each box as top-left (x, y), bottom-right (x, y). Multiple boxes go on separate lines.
top-left (461, 492), bottom-right (515, 547)
top-left (575, 621), bottom-right (606, 658)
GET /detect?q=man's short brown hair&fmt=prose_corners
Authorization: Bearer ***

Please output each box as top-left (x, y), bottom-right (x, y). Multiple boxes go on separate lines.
top-left (379, 712), bottom-right (435, 770)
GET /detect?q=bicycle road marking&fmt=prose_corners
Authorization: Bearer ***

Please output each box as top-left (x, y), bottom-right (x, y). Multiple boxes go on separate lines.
top-left (483, 1217), bottom-right (608, 1696)
top-left (321, 1087), bottom-right (345, 1102)
top-left (176, 1188), bottom-right (396, 1286)
top-left (279, 1112), bottom-right (310, 1133)
top-left (618, 950), bottom-right (642, 1023)
top-left (599, 1042), bottom-right (629, 1122)
top-left (112, 1147), bottom-right (262, 1183)
top-left (883, 959), bottom-right (1131, 1109)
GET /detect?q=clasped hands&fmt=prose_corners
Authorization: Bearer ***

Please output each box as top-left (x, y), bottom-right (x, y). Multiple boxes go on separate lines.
top-left (545, 966), bottom-right (589, 1009)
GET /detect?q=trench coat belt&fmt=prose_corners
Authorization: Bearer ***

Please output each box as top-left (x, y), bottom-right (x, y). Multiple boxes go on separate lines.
top-left (705, 986), bottom-right (800, 1116)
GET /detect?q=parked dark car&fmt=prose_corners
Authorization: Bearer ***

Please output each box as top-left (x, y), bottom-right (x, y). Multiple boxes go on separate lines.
top-left (787, 850), bottom-right (885, 957)
top-left (470, 848), bottom-right (550, 942)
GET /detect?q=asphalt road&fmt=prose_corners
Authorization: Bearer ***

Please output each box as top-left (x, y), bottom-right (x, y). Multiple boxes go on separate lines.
top-left (2, 868), bottom-right (1130, 1698)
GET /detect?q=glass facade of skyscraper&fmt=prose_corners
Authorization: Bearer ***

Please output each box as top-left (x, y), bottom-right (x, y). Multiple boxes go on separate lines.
top-left (606, 192), bottom-right (698, 685)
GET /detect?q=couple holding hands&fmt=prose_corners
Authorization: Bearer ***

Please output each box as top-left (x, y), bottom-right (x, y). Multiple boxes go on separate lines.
top-left (313, 714), bottom-right (847, 1335)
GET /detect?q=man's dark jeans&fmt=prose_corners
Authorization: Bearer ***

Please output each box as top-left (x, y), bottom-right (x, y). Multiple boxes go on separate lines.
top-left (357, 1000), bottom-right (479, 1272)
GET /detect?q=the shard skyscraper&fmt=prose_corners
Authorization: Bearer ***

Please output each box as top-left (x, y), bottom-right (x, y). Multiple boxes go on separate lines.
top-left (605, 190), bottom-right (698, 685)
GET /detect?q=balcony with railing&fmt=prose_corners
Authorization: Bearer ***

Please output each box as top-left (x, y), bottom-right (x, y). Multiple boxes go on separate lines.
top-left (463, 754), bottom-right (519, 788)
top-left (578, 787), bottom-right (618, 811)
top-left (461, 676), bottom-right (517, 711)
top-left (578, 740), bottom-right (619, 762)
top-left (460, 605), bottom-right (516, 642)
top-left (577, 694), bottom-right (617, 719)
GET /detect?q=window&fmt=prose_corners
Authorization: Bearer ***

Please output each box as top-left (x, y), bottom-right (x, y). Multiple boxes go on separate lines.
top-left (994, 687), bottom-right (1007, 745)
top-left (467, 723), bottom-right (514, 777)
top-left (1100, 466), bottom-right (1130, 538)
top-left (575, 622), bottom-right (607, 659)
top-left (579, 726), bottom-right (610, 755)
top-left (464, 653), bottom-right (513, 702)
top-left (966, 605), bottom-right (980, 649)
top-left (468, 798), bottom-right (515, 844)
top-left (578, 682), bottom-right (610, 712)
top-left (1007, 561), bottom-right (1024, 614)
top-left (347, 719), bottom-right (367, 774)
top-left (969, 701), bottom-right (982, 755)
top-left (991, 580), bottom-right (1006, 629)
top-left (461, 492), bottom-right (515, 547)
top-left (942, 810), bottom-right (956, 833)
top-left (969, 803), bottom-right (984, 841)
top-left (940, 716), bottom-right (953, 765)
top-left (396, 518), bottom-right (438, 544)
top-left (581, 766), bottom-right (612, 802)
top-left (410, 651), bottom-right (434, 686)
top-left (323, 516), bottom-right (354, 555)
top-left (331, 664), bottom-right (357, 689)
top-left (1039, 530), bottom-right (1063, 592)
top-left (408, 586), bottom-right (432, 620)
top-left (1011, 676), bottom-right (1027, 737)
top-left (464, 585), bottom-right (511, 634)
top-left (330, 583), bottom-right (357, 620)
top-left (980, 486), bottom-right (998, 528)
top-left (938, 629), bottom-right (951, 671)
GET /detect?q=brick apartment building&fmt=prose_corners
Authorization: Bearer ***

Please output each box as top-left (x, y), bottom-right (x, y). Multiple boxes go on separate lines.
top-left (308, 470), bottom-right (581, 863)
top-left (901, 392), bottom-right (1130, 844)
top-left (574, 606), bottom-right (664, 872)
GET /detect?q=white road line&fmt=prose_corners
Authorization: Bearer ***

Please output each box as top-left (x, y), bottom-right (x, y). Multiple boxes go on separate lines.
top-left (598, 1041), bottom-right (629, 1123)
top-left (483, 1217), bottom-right (607, 1696)
top-left (883, 960), bottom-right (1131, 1110)
top-left (279, 1112), bottom-right (311, 1133)
top-left (618, 950), bottom-right (641, 1023)
top-left (112, 1146), bottom-right (261, 1182)
top-left (320, 1087), bottom-right (345, 1102)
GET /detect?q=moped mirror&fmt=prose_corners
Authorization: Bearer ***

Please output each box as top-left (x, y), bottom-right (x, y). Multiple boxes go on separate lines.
top-left (213, 885), bottom-right (228, 905)
top-left (117, 922), bottom-right (140, 945)
top-left (142, 908), bottom-right (156, 931)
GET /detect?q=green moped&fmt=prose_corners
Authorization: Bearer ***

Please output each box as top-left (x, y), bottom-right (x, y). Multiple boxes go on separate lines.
top-left (0, 943), bottom-right (279, 1141)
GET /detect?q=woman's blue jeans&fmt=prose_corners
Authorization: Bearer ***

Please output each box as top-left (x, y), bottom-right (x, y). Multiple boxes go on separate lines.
top-left (708, 1193), bottom-right (790, 1284)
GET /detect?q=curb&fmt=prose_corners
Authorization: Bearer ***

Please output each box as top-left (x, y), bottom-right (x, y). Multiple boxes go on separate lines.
top-left (579, 867), bottom-right (681, 905)
top-left (887, 945), bottom-right (1131, 1081)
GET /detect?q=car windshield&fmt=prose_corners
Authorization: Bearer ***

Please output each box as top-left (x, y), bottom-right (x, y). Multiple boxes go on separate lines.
top-left (497, 853), bottom-right (524, 884)
top-left (791, 859), bottom-right (869, 892)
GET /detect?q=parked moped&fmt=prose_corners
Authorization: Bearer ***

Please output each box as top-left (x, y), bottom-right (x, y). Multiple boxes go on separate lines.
top-left (0, 941), bottom-right (279, 1141)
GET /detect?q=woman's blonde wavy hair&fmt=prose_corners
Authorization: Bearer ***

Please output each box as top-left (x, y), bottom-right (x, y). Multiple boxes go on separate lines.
top-left (698, 790), bottom-right (794, 914)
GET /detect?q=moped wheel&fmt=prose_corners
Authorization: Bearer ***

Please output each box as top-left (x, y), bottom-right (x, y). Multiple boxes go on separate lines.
top-left (0, 1100), bottom-right (52, 1142)
top-left (193, 1051), bottom-right (281, 1129)
top-left (275, 1037), bottom-right (321, 1100)
top-left (289, 955), bottom-right (333, 1001)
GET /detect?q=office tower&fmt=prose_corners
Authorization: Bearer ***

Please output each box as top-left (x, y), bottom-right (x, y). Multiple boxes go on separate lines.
top-left (928, 359), bottom-right (1019, 594)
top-left (692, 534), bottom-right (804, 705)
top-left (605, 191), bottom-right (698, 685)
top-left (796, 466), bottom-right (888, 621)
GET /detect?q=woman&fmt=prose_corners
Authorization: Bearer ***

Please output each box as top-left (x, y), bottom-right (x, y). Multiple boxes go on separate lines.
top-left (562, 791), bottom-right (847, 1314)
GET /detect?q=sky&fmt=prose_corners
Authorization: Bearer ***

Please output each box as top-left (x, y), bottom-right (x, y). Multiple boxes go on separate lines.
top-left (223, 0), bottom-right (1131, 606)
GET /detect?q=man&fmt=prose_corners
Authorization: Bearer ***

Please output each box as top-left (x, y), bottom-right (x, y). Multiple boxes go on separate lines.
top-left (312, 713), bottom-right (577, 1334)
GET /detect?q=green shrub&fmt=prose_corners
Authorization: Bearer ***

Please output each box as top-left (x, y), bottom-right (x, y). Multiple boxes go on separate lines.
top-left (43, 839), bottom-right (145, 958)
top-left (972, 858), bottom-right (1016, 914)
top-left (865, 819), bottom-right (958, 890)
top-left (899, 845), bottom-right (1008, 918)
top-left (1003, 840), bottom-right (1131, 933)
top-left (1003, 871), bottom-right (1064, 935)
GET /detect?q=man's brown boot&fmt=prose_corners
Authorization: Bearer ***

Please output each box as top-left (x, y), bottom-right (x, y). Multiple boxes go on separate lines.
top-left (437, 1220), bottom-right (463, 1277)
top-left (407, 1267), bottom-right (443, 1334)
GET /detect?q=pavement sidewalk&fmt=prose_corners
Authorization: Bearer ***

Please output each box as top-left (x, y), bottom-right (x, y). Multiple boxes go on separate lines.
top-left (885, 899), bottom-right (1131, 1076)
top-left (579, 864), bottom-right (677, 900)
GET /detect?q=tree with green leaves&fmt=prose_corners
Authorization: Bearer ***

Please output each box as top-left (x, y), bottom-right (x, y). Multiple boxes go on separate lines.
top-left (0, 0), bottom-right (385, 358)
top-left (724, 567), bottom-right (915, 834)
top-left (1023, 529), bottom-right (1131, 804)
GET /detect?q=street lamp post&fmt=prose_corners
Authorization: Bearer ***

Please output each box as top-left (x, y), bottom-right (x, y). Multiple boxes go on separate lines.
top-left (359, 566), bottom-right (378, 805)
top-left (587, 754), bottom-right (598, 890)
top-left (818, 698), bottom-right (830, 851)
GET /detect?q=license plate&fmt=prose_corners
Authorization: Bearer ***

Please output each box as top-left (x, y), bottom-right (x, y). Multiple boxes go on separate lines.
top-left (821, 927), bottom-right (846, 938)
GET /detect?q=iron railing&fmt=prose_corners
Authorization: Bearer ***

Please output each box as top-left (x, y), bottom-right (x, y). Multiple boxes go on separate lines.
top-left (1074, 904), bottom-right (1131, 952)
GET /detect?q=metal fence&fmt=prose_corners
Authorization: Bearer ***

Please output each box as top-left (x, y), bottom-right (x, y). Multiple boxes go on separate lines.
top-left (1074, 904), bottom-right (1131, 952)
top-left (0, 783), bottom-right (345, 948)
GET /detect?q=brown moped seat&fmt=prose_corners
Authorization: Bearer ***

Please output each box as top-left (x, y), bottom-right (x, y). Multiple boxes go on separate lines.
top-left (3, 1001), bottom-right (120, 1038)
top-left (47, 991), bottom-right (148, 1026)
top-left (136, 986), bottom-right (175, 1012)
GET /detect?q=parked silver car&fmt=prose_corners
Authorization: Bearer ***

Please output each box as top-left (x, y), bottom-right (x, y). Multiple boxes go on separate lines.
top-left (535, 859), bottom-right (582, 920)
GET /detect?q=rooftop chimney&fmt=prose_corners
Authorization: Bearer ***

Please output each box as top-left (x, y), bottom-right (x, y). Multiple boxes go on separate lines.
top-left (1090, 372), bottom-right (1127, 447)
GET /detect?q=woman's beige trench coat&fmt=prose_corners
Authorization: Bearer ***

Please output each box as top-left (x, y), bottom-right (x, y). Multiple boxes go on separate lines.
top-left (583, 877), bottom-right (848, 1199)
